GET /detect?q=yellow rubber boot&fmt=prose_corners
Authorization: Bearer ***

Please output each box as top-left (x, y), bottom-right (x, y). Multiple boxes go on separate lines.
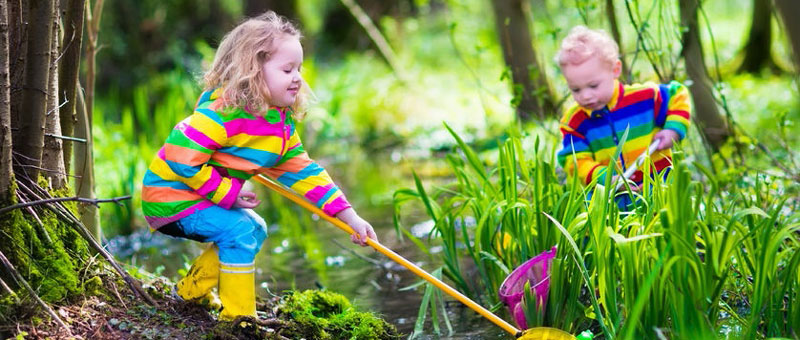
top-left (218, 263), bottom-right (256, 320)
top-left (176, 244), bottom-right (220, 305)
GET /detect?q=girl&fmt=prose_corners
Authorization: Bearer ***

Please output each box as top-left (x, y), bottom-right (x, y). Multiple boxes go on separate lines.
top-left (141, 11), bottom-right (378, 320)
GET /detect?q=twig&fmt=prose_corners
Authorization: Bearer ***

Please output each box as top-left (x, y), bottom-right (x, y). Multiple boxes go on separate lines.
top-left (43, 201), bottom-right (157, 306)
top-left (44, 133), bottom-right (87, 143)
top-left (0, 195), bottom-right (131, 215)
top-left (109, 278), bottom-right (127, 308)
top-left (0, 276), bottom-right (19, 303)
top-left (339, 0), bottom-right (406, 83)
top-left (255, 317), bottom-right (286, 328)
top-left (753, 142), bottom-right (800, 181)
top-left (623, 0), bottom-right (664, 82)
top-left (16, 180), bottom-right (156, 306)
top-left (0, 250), bottom-right (72, 336)
top-left (330, 238), bottom-right (383, 267)
top-left (15, 190), bottom-right (50, 244)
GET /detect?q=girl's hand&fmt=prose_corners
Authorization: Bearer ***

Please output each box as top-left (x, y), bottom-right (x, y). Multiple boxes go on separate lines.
top-left (233, 190), bottom-right (261, 209)
top-left (335, 208), bottom-right (378, 246)
top-left (653, 129), bottom-right (679, 150)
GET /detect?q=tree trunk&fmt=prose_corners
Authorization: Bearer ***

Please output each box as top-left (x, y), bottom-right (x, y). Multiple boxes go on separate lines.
top-left (490, 0), bottom-right (555, 121)
top-left (42, 2), bottom-right (65, 189)
top-left (57, 0), bottom-right (85, 175)
top-left (74, 86), bottom-right (100, 241)
top-left (775, 0), bottom-right (800, 74)
top-left (245, 0), bottom-right (297, 22)
top-left (679, 0), bottom-right (729, 151)
top-left (82, 0), bottom-right (102, 240)
top-left (14, 0), bottom-right (54, 181)
top-left (605, 0), bottom-right (629, 81)
top-left (737, 0), bottom-right (775, 73)
top-left (0, 0), bottom-right (12, 198)
top-left (0, 0), bottom-right (90, 307)
top-left (8, 0), bottom-right (24, 138)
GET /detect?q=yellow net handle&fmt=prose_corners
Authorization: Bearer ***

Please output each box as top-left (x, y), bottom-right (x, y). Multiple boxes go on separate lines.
top-left (254, 175), bottom-right (521, 336)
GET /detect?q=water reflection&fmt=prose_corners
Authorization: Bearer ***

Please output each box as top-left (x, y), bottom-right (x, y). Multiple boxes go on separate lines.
top-left (108, 151), bottom-right (514, 338)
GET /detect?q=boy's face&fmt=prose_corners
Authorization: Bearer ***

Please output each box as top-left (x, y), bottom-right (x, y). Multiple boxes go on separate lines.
top-left (262, 36), bottom-right (304, 108)
top-left (562, 56), bottom-right (621, 111)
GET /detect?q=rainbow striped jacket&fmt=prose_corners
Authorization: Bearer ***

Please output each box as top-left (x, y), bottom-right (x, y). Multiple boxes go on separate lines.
top-left (142, 88), bottom-right (350, 228)
top-left (556, 80), bottom-right (691, 186)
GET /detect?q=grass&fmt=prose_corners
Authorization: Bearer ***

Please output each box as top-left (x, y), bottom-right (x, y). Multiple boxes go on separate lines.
top-left (392, 125), bottom-right (800, 339)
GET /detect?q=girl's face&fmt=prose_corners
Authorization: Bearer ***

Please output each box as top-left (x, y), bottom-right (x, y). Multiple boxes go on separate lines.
top-left (262, 37), bottom-right (303, 108)
top-left (562, 55), bottom-right (621, 111)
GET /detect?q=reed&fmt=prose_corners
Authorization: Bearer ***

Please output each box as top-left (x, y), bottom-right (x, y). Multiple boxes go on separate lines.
top-left (393, 125), bottom-right (800, 339)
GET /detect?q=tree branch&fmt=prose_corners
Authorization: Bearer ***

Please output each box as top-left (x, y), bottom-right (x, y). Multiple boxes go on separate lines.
top-left (339, 0), bottom-right (406, 83)
top-left (0, 275), bottom-right (19, 303)
top-left (0, 195), bottom-right (130, 215)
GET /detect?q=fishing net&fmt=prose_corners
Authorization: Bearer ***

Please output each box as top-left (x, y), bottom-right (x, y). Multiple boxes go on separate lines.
top-left (498, 246), bottom-right (557, 330)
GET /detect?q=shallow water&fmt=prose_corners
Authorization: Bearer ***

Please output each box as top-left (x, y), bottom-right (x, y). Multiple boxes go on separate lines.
top-left (107, 150), bottom-right (515, 338)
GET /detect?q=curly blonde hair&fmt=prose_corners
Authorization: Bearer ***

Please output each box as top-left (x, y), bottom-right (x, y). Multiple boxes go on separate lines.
top-left (203, 11), bottom-right (307, 118)
top-left (555, 26), bottom-right (619, 69)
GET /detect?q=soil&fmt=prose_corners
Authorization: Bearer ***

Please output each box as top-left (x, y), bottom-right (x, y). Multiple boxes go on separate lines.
top-left (0, 268), bottom-right (401, 340)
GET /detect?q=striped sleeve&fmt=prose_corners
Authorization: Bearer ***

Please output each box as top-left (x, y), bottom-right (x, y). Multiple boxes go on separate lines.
top-left (661, 81), bottom-right (691, 140)
top-left (556, 107), bottom-right (606, 185)
top-left (158, 109), bottom-right (242, 209)
top-left (260, 128), bottom-right (351, 216)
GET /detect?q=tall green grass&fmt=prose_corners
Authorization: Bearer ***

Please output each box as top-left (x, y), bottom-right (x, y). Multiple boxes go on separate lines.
top-left (393, 125), bottom-right (800, 339)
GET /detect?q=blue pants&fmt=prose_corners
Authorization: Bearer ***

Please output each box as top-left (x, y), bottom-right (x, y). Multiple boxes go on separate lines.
top-left (160, 206), bottom-right (268, 265)
top-left (586, 190), bottom-right (637, 211)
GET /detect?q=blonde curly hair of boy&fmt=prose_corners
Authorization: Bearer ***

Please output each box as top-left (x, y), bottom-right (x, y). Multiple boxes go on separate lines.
top-left (204, 11), bottom-right (308, 119)
top-left (555, 25), bottom-right (619, 69)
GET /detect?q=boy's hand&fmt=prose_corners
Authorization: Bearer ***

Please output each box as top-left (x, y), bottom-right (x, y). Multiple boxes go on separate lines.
top-left (233, 190), bottom-right (261, 209)
top-left (653, 129), bottom-right (680, 150)
top-left (335, 208), bottom-right (378, 246)
top-left (611, 175), bottom-right (642, 193)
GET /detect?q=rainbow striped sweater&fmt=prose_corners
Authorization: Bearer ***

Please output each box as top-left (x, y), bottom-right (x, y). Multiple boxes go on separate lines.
top-left (556, 80), bottom-right (691, 185)
top-left (142, 88), bottom-right (350, 228)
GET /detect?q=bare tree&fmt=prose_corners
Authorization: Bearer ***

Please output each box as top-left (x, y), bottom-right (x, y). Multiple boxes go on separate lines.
top-left (84, 0), bottom-right (102, 128)
top-left (74, 86), bottom-right (99, 240)
top-left (8, 0), bottom-right (24, 136)
top-left (490, 0), bottom-right (555, 121)
top-left (58, 0), bottom-right (86, 174)
top-left (1, 0), bottom-right (155, 318)
top-left (679, 0), bottom-right (730, 151)
top-left (42, 1), bottom-right (66, 188)
top-left (775, 0), bottom-right (800, 74)
top-left (737, 0), bottom-right (778, 73)
top-left (80, 0), bottom-right (103, 240)
top-left (0, 0), bottom-right (12, 198)
top-left (14, 0), bottom-right (55, 181)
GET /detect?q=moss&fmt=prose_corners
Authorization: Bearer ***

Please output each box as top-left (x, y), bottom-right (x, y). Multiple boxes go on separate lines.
top-left (83, 276), bottom-right (104, 296)
top-left (0, 178), bottom-right (91, 306)
top-left (277, 290), bottom-right (400, 340)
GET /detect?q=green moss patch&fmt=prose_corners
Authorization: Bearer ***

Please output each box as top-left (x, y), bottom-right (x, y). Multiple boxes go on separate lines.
top-left (277, 290), bottom-right (400, 340)
top-left (0, 182), bottom-right (92, 306)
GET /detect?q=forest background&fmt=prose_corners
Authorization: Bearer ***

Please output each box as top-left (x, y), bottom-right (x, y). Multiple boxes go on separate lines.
top-left (1, 0), bottom-right (799, 339)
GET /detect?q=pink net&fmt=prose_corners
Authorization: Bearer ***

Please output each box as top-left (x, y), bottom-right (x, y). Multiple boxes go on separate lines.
top-left (498, 246), bottom-right (557, 330)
